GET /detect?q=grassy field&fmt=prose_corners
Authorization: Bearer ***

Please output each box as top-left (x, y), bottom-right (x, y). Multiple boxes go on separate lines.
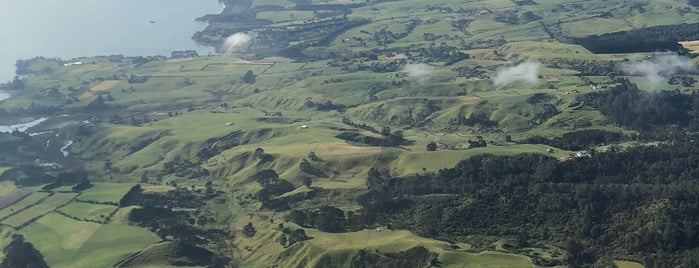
top-left (239, 224), bottom-right (533, 267)
top-left (57, 202), bottom-right (118, 222)
top-left (21, 207), bottom-right (158, 268)
top-left (2, 192), bottom-right (77, 228)
top-left (3, 0), bottom-right (697, 266)
top-left (439, 251), bottom-right (533, 268)
top-left (615, 260), bottom-right (646, 268)
top-left (0, 191), bottom-right (50, 220)
top-left (76, 183), bottom-right (135, 203)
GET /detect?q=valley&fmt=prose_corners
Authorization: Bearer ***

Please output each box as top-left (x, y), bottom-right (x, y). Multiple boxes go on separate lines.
top-left (2, 0), bottom-right (699, 267)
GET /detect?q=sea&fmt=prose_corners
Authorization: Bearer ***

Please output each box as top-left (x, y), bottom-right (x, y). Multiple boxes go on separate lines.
top-left (0, 0), bottom-right (221, 82)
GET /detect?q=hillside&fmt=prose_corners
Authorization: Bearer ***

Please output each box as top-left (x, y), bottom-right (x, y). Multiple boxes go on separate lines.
top-left (2, 0), bottom-right (699, 267)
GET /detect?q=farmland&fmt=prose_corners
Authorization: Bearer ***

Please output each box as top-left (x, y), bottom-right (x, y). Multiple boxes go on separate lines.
top-left (3, 0), bottom-right (699, 267)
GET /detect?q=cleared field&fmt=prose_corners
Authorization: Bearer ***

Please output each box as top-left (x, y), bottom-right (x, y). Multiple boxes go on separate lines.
top-left (615, 260), bottom-right (645, 268)
top-left (0, 191), bottom-right (51, 220)
top-left (679, 40), bottom-right (699, 53)
top-left (2, 192), bottom-right (77, 228)
top-left (391, 144), bottom-right (575, 175)
top-left (79, 80), bottom-right (120, 100)
top-left (21, 208), bottom-right (158, 268)
top-left (57, 202), bottom-right (118, 222)
top-left (141, 184), bottom-right (175, 193)
top-left (76, 183), bottom-right (135, 203)
top-left (307, 228), bottom-right (471, 253)
top-left (439, 251), bottom-right (533, 268)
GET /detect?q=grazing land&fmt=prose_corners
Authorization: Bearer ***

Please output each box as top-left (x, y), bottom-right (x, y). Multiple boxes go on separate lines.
top-left (4, 0), bottom-right (699, 267)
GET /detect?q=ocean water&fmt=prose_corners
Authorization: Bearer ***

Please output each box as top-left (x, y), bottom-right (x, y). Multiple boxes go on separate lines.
top-left (0, 0), bottom-right (221, 82)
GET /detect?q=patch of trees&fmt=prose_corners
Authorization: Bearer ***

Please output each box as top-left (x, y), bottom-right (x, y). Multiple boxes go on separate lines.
top-left (305, 99), bottom-right (346, 112)
top-left (349, 246), bottom-right (438, 268)
top-left (288, 205), bottom-right (347, 232)
top-left (356, 140), bottom-right (699, 266)
top-left (369, 19), bottom-right (420, 46)
top-left (519, 129), bottom-right (626, 151)
top-left (461, 112), bottom-right (498, 127)
top-left (126, 187), bottom-right (208, 209)
top-left (126, 187), bottom-right (229, 267)
top-left (0, 166), bottom-right (56, 187)
top-left (541, 58), bottom-right (617, 76)
top-left (450, 19), bottom-right (472, 35)
top-left (467, 136), bottom-right (487, 148)
top-left (242, 70), bottom-right (256, 84)
top-left (278, 225), bottom-right (310, 248)
top-left (197, 130), bottom-right (245, 161)
top-left (84, 94), bottom-right (109, 112)
top-left (335, 128), bottom-right (411, 147)
top-left (357, 61), bottom-right (402, 73)
top-left (119, 184), bottom-right (142, 207)
top-left (299, 159), bottom-right (327, 178)
top-left (572, 22), bottom-right (699, 53)
top-left (252, 147), bottom-right (274, 166)
top-left (41, 171), bottom-right (89, 191)
top-left (512, 0), bottom-right (537, 6)
top-left (127, 75), bottom-right (149, 83)
top-left (426, 142), bottom-right (437, 151)
top-left (413, 46), bottom-right (470, 65)
top-left (242, 222), bottom-right (256, 238)
top-left (341, 118), bottom-right (379, 134)
top-left (668, 75), bottom-right (696, 87)
top-left (0, 235), bottom-right (48, 268)
top-left (453, 65), bottom-right (486, 78)
top-left (251, 169), bottom-right (296, 210)
top-left (576, 78), bottom-right (699, 136)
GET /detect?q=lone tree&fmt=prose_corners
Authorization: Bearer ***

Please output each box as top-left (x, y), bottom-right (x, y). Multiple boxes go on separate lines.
top-left (242, 222), bottom-right (257, 238)
top-left (242, 70), bottom-right (256, 84)
top-left (426, 142), bottom-right (437, 151)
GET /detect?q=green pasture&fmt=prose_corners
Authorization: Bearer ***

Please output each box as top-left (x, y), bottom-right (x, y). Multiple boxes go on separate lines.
top-left (390, 144), bottom-right (574, 175)
top-left (242, 225), bottom-right (533, 267)
top-left (57, 202), bottom-right (118, 222)
top-left (2, 192), bottom-right (77, 228)
top-left (439, 251), bottom-right (533, 268)
top-left (21, 208), bottom-right (158, 268)
top-left (0, 192), bottom-right (50, 220)
top-left (76, 183), bottom-right (135, 203)
top-left (615, 260), bottom-right (645, 268)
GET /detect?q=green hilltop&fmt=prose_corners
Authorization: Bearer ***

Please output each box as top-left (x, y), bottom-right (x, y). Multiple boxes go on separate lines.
top-left (2, 0), bottom-right (699, 267)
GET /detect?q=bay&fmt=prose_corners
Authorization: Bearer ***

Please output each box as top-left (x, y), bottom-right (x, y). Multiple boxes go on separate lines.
top-left (0, 0), bottom-right (221, 82)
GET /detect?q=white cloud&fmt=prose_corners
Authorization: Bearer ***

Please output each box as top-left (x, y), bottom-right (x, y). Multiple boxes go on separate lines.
top-left (492, 61), bottom-right (541, 86)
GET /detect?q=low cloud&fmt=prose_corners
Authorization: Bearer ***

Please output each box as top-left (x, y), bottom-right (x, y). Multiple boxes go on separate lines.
top-left (492, 61), bottom-right (541, 87)
top-left (403, 63), bottom-right (434, 84)
top-left (619, 54), bottom-right (696, 84)
top-left (223, 32), bottom-right (253, 54)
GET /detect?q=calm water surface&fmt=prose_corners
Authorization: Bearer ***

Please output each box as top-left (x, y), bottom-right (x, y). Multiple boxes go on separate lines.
top-left (0, 0), bottom-right (221, 82)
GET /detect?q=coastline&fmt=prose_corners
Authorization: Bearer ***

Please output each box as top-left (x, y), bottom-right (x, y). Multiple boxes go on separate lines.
top-left (1, 0), bottom-right (220, 82)
top-left (192, 1), bottom-right (232, 50)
